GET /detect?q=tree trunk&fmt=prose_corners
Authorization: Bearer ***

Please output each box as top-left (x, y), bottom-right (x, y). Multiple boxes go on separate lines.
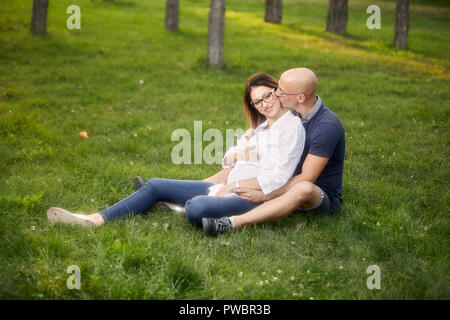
top-left (207, 0), bottom-right (225, 68)
top-left (265, 0), bottom-right (282, 24)
top-left (165, 0), bottom-right (179, 31)
top-left (31, 0), bottom-right (49, 35)
top-left (326, 0), bottom-right (348, 35)
top-left (394, 0), bottom-right (409, 49)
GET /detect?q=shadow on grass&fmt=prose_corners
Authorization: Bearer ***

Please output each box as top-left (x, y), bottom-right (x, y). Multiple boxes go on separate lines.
top-left (282, 22), bottom-right (446, 63)
top-left (285, 22), bottom-right (366, 43)
top-left (283, 22), bottom-right (402, 56)
top-left (166, 256), bottom-right (204, 298)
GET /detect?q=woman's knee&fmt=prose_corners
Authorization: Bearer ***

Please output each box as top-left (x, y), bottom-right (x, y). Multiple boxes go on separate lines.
top-left (145, 178), bottom-right (160, 186)
top-left (185, 196), bottom-right (208, 228)
top-left (142, 178), bottom-right (165, 191)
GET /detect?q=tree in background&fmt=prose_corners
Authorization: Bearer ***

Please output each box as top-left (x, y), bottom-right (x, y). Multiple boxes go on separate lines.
top-left (31, 0), bottom-right (49, 35)
top-left (394, 0), bottom-right (409, 49)
top-left (207, 0), bottom-right (225, 68)
top-left (326, 0), bottom-right (348, 35)
top-left (165, 0), bottom-right (179, 31)
top-left (265, 0), bottom-right (282, 24)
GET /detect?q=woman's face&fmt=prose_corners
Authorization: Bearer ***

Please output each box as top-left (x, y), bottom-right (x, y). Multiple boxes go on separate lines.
top-left (250, 86), bottom-right (282, 119)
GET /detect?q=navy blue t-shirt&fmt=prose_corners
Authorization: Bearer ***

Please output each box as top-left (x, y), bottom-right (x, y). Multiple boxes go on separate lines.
top-left (292, 102), bottom-right (345, 213)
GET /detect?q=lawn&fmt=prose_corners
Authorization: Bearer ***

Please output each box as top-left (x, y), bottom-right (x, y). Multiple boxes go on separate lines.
top-left (0, 0), bottom-right (449, 299)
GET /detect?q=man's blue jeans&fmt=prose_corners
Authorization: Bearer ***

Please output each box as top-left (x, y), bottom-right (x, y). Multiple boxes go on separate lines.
top-left (99, 178), bottom-right (260, 227)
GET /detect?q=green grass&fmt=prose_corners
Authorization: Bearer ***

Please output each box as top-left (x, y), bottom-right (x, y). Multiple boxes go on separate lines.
top-left (0, 0), bottom-right (449, 299)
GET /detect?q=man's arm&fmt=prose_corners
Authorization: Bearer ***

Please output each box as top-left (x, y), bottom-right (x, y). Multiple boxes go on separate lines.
top-left (234, 154), bottom-right (329, 203)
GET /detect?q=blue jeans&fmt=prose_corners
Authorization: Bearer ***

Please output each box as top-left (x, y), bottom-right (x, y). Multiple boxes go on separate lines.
top-left (185, 194), bottom-right (260, 227)
top-left (99, 178), bottom-right (260, 227)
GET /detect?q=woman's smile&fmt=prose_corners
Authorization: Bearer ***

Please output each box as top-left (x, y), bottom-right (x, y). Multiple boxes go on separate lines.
top-left (262, 103), bottom-right (274, 114)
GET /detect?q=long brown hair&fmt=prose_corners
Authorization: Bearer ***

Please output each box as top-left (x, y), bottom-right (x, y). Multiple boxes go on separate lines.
top-left (243, 73), bottom-right (278, 129)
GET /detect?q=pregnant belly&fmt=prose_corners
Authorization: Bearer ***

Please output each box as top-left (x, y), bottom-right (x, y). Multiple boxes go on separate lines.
top-left (227, 162), bottom-right (261, 183)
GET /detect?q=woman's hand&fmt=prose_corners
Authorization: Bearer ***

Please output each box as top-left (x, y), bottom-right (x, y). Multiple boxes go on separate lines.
top-left (223, 146), bottom-right (259, 166)
top-left (236, 146), bottom-right (260, 162)
top-left (233, 188), bottom-right (267, 203)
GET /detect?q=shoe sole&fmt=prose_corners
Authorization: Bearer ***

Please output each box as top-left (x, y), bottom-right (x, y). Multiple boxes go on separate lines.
top-left (47, 207), bottom-right (97, 227)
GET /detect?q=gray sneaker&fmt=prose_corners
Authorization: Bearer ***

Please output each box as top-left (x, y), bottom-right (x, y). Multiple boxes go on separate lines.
top-left (133, 176), bottom-right (146, 191)
top-left (202, 217), bottom-right (233, 237)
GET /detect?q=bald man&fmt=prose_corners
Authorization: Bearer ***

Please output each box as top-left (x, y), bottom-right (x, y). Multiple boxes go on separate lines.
top-left (202, 68), bottom-right (346, 236)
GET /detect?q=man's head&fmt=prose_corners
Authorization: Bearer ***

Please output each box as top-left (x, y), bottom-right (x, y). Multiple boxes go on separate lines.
top-left (276, 68), bottom-right (318, 109)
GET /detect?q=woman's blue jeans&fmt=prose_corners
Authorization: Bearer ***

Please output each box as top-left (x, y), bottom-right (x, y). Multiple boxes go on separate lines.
top-left (99, 178), bottom-right (260, 227)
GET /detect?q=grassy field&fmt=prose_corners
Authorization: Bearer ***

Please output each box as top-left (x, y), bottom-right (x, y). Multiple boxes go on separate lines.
top-left (0, 0), bottom-right (449, 299)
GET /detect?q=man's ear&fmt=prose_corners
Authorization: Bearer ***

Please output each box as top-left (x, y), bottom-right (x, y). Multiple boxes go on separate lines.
top-left (296, 93), bottom-right (306, 104)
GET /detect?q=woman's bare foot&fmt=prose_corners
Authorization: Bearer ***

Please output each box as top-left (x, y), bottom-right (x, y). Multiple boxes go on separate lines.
top-left (47, 207), bottom-right (104, 227)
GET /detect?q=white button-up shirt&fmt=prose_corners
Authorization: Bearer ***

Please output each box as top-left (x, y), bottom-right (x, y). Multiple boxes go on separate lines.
top-left (222, 110), bottom-right (305, 195)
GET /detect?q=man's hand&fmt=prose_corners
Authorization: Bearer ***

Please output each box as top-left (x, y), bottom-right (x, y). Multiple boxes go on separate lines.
top-left (233, 188), bottom-right (266, 203)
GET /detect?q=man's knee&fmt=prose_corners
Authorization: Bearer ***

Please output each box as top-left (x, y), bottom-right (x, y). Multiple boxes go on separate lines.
top-left (185, 196), bottom-right (207, 228)
top-left (287, 181), bottom-right (317, 204)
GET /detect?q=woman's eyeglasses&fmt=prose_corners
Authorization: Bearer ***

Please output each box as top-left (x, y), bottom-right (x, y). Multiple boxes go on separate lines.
top-left (251, 88), bottom-right (276, 109)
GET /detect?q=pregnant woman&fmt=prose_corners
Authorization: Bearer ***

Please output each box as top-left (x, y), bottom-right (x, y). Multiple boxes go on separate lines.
top-left (47, 73), bottom-right (305, 231)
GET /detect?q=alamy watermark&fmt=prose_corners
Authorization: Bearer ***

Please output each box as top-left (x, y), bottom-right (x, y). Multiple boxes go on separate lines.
top-left (66, 5), bottom-right (81, 30)
top-left (366, 5), bottom-right (381, 30)
top-left (366, 265), bottom-right (381, 290)
top-left (171, 121), bottom-right (244, 165)
top-left (170, 121), bottom-right (282, 166)
top-left (66, 265), bottom-right (81, 290)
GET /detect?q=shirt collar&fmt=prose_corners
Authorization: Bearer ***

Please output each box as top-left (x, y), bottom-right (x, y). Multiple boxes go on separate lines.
top-left (291, 95), bottom-right (322, 124)
top-left (256, 109), bottom-right (293, 131)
